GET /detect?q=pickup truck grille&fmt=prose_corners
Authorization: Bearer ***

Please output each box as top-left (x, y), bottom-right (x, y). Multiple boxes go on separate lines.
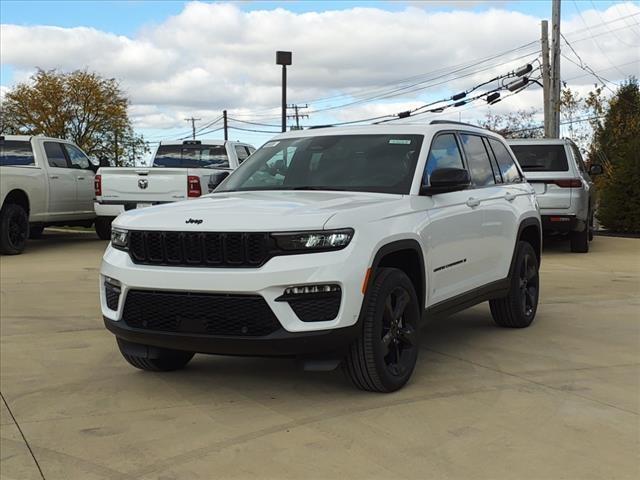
top-left (128, 231), bottom-right (270, 267)
top-left (122, 290), bottom-right (281, 336)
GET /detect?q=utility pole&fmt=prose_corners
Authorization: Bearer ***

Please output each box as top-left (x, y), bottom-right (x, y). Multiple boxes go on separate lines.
top-left (276, 51), bottom-right (292, 133)
top-left (223, 110), bottom-right (228, 141)
top-left (541, 20), bottom-right (552, 138)
top-left (184, 117), bottom-right (201, 140)
top-left (286, 104), bottom-right (309, 130)
top-left (550, 0), bottom-right (561, 138)
top-left (114, 128), bottom-right (119, 166)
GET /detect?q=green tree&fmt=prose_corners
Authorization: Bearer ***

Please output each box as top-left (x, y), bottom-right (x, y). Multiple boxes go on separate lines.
top-left (594, 78), bottom-right (640, 232)
top-left (1, 69), bottom-right (147, 166)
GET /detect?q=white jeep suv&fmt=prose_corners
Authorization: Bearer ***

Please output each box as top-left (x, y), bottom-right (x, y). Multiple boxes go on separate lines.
top-left (100, 121), bottom-right (542, 392)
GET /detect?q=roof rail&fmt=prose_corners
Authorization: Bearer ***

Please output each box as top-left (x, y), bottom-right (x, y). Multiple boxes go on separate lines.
top-left (307, 125), bottom-right (333, 129)
top-left (429, 120), bottom-right (480, 129)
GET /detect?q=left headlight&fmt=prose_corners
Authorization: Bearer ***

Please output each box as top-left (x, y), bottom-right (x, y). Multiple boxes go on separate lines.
top-left (273, 228), bottom-right (354, 252)
top-left (111, 227), bottom-right (129, 251)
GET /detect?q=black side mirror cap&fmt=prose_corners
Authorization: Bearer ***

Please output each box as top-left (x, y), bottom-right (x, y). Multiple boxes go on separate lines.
top-left (208, 170), bottom-right (230, 192)
top-left (421, 167), bottom-right (471, 195)
top-left (589, 164), bottom-right (603, 175)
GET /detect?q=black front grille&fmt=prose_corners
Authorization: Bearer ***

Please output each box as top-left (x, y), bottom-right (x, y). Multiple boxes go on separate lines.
top-left (122, 290), bottom-right (281, 336)
top-left (287, 294), bottom-right (341, 322)
top-left (105, 282), bottom-right (121, 310)
top-left (128, 231), bottom-right (271, 267)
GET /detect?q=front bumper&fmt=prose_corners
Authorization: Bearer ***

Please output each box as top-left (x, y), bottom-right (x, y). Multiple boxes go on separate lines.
top-left (104, 316), bottom-right (360, 356)
top-left (100, 243), bottom-right (368, 355)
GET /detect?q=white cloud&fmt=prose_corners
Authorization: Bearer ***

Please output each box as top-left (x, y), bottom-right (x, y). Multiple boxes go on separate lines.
top-left (1, 1), bottom-right (638, 132)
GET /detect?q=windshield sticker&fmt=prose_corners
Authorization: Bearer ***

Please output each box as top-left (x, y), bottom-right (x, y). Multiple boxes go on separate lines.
top-left (264, 141), bottom-right (280, 148)
top-left (389, 139), bottom-right (412, 145)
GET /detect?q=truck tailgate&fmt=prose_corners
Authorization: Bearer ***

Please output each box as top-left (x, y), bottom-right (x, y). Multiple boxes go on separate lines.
top-left (99, 168), bottom-right (188, 203)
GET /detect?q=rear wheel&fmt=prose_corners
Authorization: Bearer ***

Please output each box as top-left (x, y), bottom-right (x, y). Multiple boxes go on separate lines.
top-left (588, 210), bottom-right (594, 242)
top-left (570, 225), bottom-right (589, 253)
top-left (490, 241), bottom-right (539, 328)
top-left (95, 216), bottom-right (113, 240)
top-left (117, 339), bottom-right (194, 371)
top-left (0, 203), bottom-right (29, 255)
top-left (344, 268), bottom-right (420, 392)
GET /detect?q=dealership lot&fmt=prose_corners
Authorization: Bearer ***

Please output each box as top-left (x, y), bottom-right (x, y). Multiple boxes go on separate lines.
top-left (1, 232), bottom-right (638, 480)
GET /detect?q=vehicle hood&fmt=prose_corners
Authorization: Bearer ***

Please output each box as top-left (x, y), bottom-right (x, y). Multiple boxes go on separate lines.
top-left (113, 190), bottom-right (404, 231)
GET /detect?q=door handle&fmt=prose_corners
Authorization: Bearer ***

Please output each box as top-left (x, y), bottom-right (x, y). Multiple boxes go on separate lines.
top-left (466, 197), bottom-right (481, 208)
top-left (77, 176), bottom-right (86, 180)
top-left (49, 175), bottom-right (59, 179)
top-left (504, 192), bottom-right (516, 202)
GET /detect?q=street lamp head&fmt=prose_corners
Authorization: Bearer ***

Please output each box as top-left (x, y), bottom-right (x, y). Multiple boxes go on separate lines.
top-left (276, 51), bottom-right (292, 66)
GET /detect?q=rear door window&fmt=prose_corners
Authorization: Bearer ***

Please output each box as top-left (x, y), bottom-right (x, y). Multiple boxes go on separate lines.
top-left (510, 144), bottom-right (569, 172)
top-left (569, 143), bottom-right (586, 173)
top-left (153, 144), bottom-right (229, 168)
top-left (488, 138), bottom-right (522, 183)
top-left (64, 144), bottom-right (91, 170)
top-left (459, 134), bottom-right (495, 187)
top-left (235, 145), bottom-right (250, 164)
top-left (0, 140), bottom-right (35, 166)
top-left (44, 142), bottom-right (70, 168)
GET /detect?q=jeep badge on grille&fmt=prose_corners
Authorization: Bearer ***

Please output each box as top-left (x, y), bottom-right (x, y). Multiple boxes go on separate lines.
top-left (185, 218), bottom-right (203, 224)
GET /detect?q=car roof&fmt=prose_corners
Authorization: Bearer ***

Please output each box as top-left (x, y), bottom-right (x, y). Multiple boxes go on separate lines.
top-left (270, 122), bottom-right (504, 141)
top-left (159, 139), bottom-right (226, 146)
top-left (507, 138), bottom-right (572, 145)
top-left (0, 134), bottom-right (70, 143)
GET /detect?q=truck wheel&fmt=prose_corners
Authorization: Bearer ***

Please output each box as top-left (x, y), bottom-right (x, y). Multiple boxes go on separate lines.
top-left (117, 339), bottom-right (194, 371)
top-left (570, 226), bottom-right (589, 253)
top-left (29, 226), bottom-right (45, 239)
top-left (490, 241), bottom-right (539, 328)
top-left (0, 203), bottom-right (29, 255)
top-left (95, 216), bottom-right (113, 240)
top-left (588, 211), bottom-right (594, 242)
top-left (344, 268), bottom-right (420, 393)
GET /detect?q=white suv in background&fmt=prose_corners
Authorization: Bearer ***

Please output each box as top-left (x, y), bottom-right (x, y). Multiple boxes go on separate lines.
top-left (100, 121), bottom-right (541, 392)
top-left (508, 138), bottom-right (602, 253)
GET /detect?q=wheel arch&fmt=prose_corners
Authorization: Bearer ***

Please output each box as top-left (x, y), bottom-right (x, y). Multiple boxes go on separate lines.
top-left (511, 217), bottom-right (542, 275)
top-left (1, 189), bottom-right (30, 215)
top-left (368, 239), bottom-right (426, 309)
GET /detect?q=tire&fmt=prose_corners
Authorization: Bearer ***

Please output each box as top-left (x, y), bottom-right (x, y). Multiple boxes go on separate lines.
top-left (117, 339), bottom-right (194, 372)
top-left (95, 216), bottom-right (113, 240)
top-left (490, 241), bottom-right (539, 328)
top-left (29, 226), bottom-right (45, 239)
top-left (344, 268), bottom-right (420, 393)
top-left (588, 211), bottom-right (594, 242)
top-left (0, 203), bottom-right (29, 255)
top-left (570, 226), bottom-right (589, 253)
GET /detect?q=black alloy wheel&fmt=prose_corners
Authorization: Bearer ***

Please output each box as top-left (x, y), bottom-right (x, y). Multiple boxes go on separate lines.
top-left (381, 286), bottom-right (418, 377)
top-left (0, 204), bottom-right (29, 255)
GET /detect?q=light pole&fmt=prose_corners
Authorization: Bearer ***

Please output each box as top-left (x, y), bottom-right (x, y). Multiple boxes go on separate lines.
top-left (276, 51), bottom-right (292, 133)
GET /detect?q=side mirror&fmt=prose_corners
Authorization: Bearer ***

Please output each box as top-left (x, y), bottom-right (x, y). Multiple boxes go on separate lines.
top-left (421, 168), bottom-right (471, 195)
top-left (208, 171), bottom-right (230, 192)
top-left (589, 164), bottom-right (603, 176)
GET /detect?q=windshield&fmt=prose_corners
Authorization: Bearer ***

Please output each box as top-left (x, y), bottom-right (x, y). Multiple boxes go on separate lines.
top-left (510, 144), bottom-right (569, 172)
top-left (216, 134), bottom-right (424, 194)
top-left (153, 144), bottom-right (229, 168)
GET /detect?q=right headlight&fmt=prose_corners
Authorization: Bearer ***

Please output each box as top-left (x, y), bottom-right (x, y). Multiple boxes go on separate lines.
top-left (110, 227), bottom-right (129, 251)
top-left (272, 228), bottom-right (354, 252)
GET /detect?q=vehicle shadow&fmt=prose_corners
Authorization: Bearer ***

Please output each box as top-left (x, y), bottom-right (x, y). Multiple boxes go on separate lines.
top-left (21, 229), bottom-right (106, 254)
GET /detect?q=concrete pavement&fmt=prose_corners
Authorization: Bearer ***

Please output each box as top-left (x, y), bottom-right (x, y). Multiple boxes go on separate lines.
top-left (1, 231), bottom-right (639, 479)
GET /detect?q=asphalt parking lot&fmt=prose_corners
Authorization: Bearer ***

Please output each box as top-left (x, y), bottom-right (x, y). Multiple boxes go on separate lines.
top-left (0, 231), bottom-right (638, 480)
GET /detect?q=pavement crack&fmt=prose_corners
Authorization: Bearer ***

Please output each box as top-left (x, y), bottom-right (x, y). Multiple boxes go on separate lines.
top-left (1, 391), bottom-right (46, 480)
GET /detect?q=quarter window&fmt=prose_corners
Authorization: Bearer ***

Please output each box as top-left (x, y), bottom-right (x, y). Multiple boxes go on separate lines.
top-left (235, 145), bottom-right (250, 164)
top-left (488, 138), bottom-right (522, 183)
top-left (459, 134), bottom-right (495, 187)
top-left (569, 143), bottom-right (586, 173)
top-left (424, 133), bottom-right (464, 184)
top-left (44, 142), bottom-right (69, 168)
top-left (64, 144), bottom-right (91, 170)
top-left (0, 140), bottom-right (35, 166)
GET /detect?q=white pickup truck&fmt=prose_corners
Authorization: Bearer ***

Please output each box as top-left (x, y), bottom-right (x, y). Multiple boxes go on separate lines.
top-left (94, 139), bottom-right (255, 238)
top-left (1, 134), bottom-right (104, 254)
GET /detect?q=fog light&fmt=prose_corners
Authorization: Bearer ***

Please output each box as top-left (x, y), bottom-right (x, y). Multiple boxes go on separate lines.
top-left (283, 284), bottom-right (341, 297)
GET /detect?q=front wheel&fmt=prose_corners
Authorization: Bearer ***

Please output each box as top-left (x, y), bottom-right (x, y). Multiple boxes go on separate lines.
top-left (117, 339), bottom-right (194, 371)
top-left (95, 216), bottom-right (113, 240)
top-left (490, 241), bottom-right (539, 328)
top-left (0, 203), bottom-right (29, 255)
top-left (344, 268), bottom-right (420, 392)
top-left (570, 225), bottom-right (589, 253)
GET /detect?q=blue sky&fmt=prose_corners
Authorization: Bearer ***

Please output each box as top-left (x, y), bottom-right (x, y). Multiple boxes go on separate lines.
top-left (1, 1), bottom-right (637, 151)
